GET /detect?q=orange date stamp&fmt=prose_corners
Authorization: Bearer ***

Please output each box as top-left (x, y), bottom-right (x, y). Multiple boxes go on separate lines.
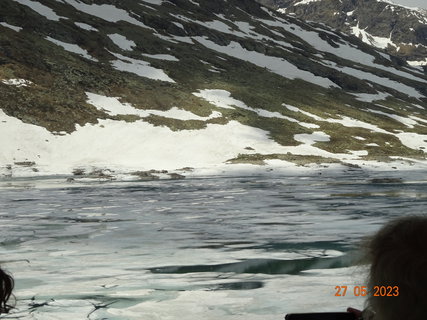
top-left (334, 285), bottom-right (399, 297)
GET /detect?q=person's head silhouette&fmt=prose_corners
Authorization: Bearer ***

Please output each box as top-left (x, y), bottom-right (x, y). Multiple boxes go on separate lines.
top-left (0, 267), bottom-right (14, 314)
top-left (363, 216), bottom-right (427, 320)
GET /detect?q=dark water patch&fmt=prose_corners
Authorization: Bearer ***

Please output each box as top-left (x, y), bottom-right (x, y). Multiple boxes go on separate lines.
top-left (207, 281), bottom-right (264, 291)
top-left (11, 198), bottom-right (41, 202)
top-left (255, 222), bottom-right (308, 226)
top-left (370, 178), bottom-right (404, 184)
top-left (62, 217), bottom-right (133, 223)
top-left (149, 255), bottom-right (353, 275)
top-left (195, 240), bottom-right (256, 249)
top-left (330, 191), bottom-right (418, 198)
top-left (249, 241), bottom-right (351, 252)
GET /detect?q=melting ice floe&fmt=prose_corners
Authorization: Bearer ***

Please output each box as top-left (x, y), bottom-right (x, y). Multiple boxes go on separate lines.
top-left (6, 176), bottom-right (404, 319)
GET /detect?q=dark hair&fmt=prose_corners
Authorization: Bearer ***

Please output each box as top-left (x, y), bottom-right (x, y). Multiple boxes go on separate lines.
top-left (364, 216), bottom-right (427, 320)
top-left (0, 267), bottom-right (14, 314)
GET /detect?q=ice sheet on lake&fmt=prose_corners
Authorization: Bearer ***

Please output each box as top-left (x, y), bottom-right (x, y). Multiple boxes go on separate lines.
top-left (5, 175), bottom-right (426, 319)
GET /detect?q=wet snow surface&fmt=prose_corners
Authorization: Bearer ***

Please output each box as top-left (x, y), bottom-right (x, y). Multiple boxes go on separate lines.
top-left (1, 173), bottom-right (427, 319)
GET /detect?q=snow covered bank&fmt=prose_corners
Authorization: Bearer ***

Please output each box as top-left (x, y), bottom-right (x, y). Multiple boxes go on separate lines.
top-left (0, 106), bottom-right (294, 177)
top-left (1, 92), bottom-right (426, 179)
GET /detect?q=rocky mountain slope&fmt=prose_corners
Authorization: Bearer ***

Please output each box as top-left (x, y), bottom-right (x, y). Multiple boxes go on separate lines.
top-left (257, 0), bottom-right (427, 67)
top-left (0, 0), bottom-right (426, 178)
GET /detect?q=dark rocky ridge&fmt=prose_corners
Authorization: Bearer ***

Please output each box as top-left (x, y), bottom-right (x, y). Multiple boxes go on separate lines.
top-left (256, 0), bottom-right (427, 67)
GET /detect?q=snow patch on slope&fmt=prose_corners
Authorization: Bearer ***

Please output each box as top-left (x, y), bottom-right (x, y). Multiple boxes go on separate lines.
top-left (110, 52), bottom-right (175, 82)
top-left (351, 24), bottom-right (397, 49)
top-left (193, 89), bottom-right (319, 128)
top-left (0, 109), bottom-right (291, 175)
top-left (193, 37), bottom-right (337, 89)
top-left (46, 37), bottom-right (98, 61)
top-left (367, 108), bottom-right (419, 128)
top-left (408, 58), bottom-right (427, 66)
top-left (294, 0), bottom-right (322, 5)
top-left (1, 79), bottom-right (33, 87)
top-left (395, 132), bottom-right (427, 150)
top-left (13, 0), bottom-right (65, 21)
top-left (352, 92), bottom-right (390, 102)
top-left (108, 34), bottom-right (136, 51)
top-left (74, 22), bottom-right (98, 32)
top-left (140, 53), bottom-right (179, 61)
top-left (261, 16), bottom-right (424, 84)
top-left (141, 0), bottom-right (163, 5)
top-left (0, 22), bottom-right (22, 32)
top-left (61, 0), bottom-right (153, 29)
top-left (86, 93), bottom-right (221, 120)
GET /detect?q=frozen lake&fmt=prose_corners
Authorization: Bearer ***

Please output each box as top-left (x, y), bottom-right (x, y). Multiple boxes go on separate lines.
top-left (1, 171), bottom-right (426, 319)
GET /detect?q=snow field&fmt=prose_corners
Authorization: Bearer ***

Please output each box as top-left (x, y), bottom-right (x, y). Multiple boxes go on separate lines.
top-left (110, 52), bottom-right (175, 82)
top-left (0, 96), bottom-right (294, 176)
top-left (108, 33), bottom-right (136, 51)
top-left (13, 0), bottom-right (65, 21)
top-left (86, 92), bottom-right (221, 120)
top-left (2, 88), bottom-right (426, 177)
top-left (193, 37), bottom-right (337, 89)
